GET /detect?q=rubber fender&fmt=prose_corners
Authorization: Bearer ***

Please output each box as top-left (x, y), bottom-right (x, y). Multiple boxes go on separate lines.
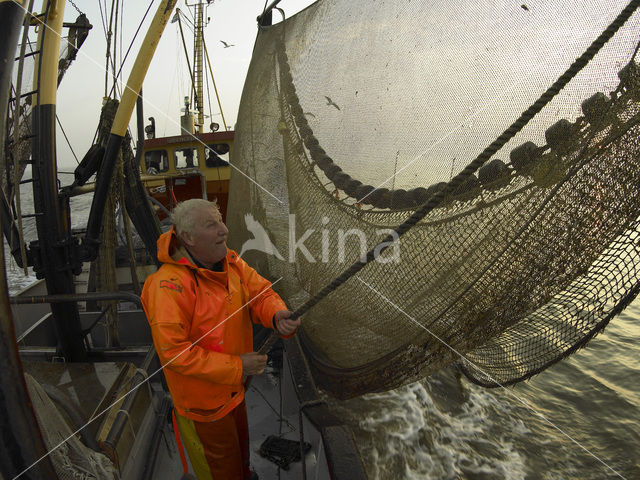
top-left (315, 155), bottom-right (333, 169)
top-left (545, 119), bottom-right (574, 150)
top-left (373, 188), bottom-right (391, 209)
top-left (323, 163), bottom-right (342, 179)
top-left (298, 125), bottom-right (313, 140)
top-left (389, 189), bottom-right (412, 209)
top-left (478, 159), bottom-right (509, 187)
top-left (308, 145), bottom-right (326, 159)
top-left (581, 92), bottom-right (610, 124)
top-left (366, 187), bottom-right (387, 206)
top-left (286, 90), bottom-right (299, 106)
top-left (408, 187), bottom-right (429, 206)
top-left (344, 178), bottom-right (363, 197)
top-left (280, 68), bottom-right (293, 85)
top-left (332, 171), bottom-right (351, 190)
top-left (295, 112), bottom-right (308, 128)
top-left (304, 136), bottom-right (319, 149)
top-left (453, 174), bottom-right (480, 196)
top-left (425, 181), bottom-right (447, 199)
top-left (618, 61), bottom-right (639, 88)
top-left (291, 102), bottom-right (303, 118)
top-left (354, 184), bottom-right (375, 202)
top-left (510, 141), bottom-right (539, 175)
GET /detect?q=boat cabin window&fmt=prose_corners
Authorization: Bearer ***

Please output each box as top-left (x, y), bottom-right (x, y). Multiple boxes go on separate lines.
top-left (145, 149), bottom-right (168, 174)
top-left (175, 147), bottom-right (198, 169)
top-left (205, 143), bottom-right (230, 167)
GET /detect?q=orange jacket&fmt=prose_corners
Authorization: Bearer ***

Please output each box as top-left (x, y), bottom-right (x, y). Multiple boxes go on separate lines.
top-left (141, 227), bottom-right (287, 422)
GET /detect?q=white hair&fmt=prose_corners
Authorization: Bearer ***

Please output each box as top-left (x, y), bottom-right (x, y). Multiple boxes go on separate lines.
top-left (170, 199), bottom-right (219, 235)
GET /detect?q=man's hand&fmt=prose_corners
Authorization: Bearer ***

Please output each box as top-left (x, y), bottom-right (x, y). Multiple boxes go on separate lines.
top-left (241, 352), bottom-right (268, 377)
top-left (274, 310), bottom-right (301, 336)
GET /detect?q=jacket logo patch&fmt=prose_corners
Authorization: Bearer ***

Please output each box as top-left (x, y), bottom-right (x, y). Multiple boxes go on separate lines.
top-left (160, 280), bottom-right (183, 293)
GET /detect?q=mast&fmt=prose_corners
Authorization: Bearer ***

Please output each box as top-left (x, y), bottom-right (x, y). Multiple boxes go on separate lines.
top-left (193, 1), bottom-right (205, 133)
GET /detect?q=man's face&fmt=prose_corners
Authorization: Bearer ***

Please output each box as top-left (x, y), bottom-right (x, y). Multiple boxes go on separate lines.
top-left (182, 206), bottom-right (229, 267)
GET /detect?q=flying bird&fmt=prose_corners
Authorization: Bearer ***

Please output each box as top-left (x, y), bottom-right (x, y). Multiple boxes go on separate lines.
top-left (220, 40), bottom-right (235, 48)
top-left (324, 96), bottom-right (341, 110)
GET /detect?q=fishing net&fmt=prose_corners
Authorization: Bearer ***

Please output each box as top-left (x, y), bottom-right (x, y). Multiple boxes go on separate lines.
top-left (24, 373), bottom-right (118, 479)
top-left (228, 0), bottom-right (640, 398)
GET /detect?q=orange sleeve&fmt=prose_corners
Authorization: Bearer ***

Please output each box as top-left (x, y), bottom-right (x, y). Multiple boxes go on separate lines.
top-left (235, 257), bottom-right (293, 337)
top-left (141, 269), bottom-right (243, 385)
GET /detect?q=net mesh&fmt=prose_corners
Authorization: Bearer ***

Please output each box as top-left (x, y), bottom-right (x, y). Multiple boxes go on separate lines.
top-left (228, 0), bottom-right (640, 397)
top-left (24, 373), bottom-right (118, 479)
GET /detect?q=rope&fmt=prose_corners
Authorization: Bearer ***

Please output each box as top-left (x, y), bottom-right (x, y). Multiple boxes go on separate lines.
top-left (107, 0), bottom-right (155, 100)
top-left (104, 0), bottom-right (117, 98)
top-left (257, 0), bottom-right (640, 353)
top-left (55, 114), bottom-right (79, 164)
top-left (177, 12), bottom-right (197, 111)
top-left (249, 384), bottom-right (296, 432)
top-left (121, 194), bottom-right (142, 297)
top-left (98, 0), bottom-right (108, 39)
top-left (203, 39), bottom-right (229, 131)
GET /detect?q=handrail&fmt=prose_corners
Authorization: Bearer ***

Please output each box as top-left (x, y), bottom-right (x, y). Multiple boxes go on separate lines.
top-left (10, 291), bottom-right (142, 307)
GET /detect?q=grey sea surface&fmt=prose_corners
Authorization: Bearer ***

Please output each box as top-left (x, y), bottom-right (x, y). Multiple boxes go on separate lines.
top-left (329, 306), bottom-right (639, 479)
top-left (4, 184), bottom-right (639, 480)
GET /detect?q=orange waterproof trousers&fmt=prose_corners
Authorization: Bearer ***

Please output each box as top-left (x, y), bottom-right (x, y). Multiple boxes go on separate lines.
top-left (174, 401), bottom-right (251, 480)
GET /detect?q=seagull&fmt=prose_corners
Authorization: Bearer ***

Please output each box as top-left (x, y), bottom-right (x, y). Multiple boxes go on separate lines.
top-left (324, 96), bottom-right (341, 110)
top-left (220, 40), bottom-right (235, 48)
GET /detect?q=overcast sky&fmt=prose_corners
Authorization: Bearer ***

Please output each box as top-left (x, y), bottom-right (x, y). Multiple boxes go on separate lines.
top-left (54, 0), bottom-right (315, 167)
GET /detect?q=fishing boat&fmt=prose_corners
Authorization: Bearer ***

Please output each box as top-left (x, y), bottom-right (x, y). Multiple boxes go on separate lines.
top-left (3, 0), bottom-right (640, 478)
top-left (0, 0), bottom-right (366, 478)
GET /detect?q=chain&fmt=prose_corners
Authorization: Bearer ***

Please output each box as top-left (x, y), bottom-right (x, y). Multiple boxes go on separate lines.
top-left (68, 0), bottom-right (84, 16)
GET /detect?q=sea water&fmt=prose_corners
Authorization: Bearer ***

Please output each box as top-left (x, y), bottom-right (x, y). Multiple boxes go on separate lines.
top-left (329, 308), bottom-right (639, 479)
top-left (4, 183), bottom-right (639, 480)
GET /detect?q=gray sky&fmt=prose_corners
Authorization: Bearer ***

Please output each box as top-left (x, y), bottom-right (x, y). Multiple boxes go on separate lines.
top-left (54, 0), bottom-right (315, 167)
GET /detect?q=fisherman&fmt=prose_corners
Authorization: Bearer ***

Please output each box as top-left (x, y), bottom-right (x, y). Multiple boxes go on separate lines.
top-left (141, 198), bottom-right (300, 480)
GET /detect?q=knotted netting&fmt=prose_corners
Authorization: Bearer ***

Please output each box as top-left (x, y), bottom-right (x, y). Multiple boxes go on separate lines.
top-left (227, 0), bottom-right (640, 398)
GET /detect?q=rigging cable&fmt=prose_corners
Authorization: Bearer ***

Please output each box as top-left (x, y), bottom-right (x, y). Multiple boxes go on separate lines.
top-left (119, 0), bottom-right (124, 95)
top-left (104, 0), bottom-right (117, 98)
top-left (55, 114), bottom-right (79, 164)
top-left (203, 38), bottom-right (229, 131)
top-left (10, 0), bottom-right (35, 276)
top-left (204, 45), bottom-right (213, 126)
top-left (176, 10), bottom-right (197, 113)
top-left (111, 0), bottom-right (121, 98)
top-left (94, 0), bottom-right (155, 145)
top-left (107, 0), bottom-right (155, 99)
top-left (97, 0), bottom-right (108, 39)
